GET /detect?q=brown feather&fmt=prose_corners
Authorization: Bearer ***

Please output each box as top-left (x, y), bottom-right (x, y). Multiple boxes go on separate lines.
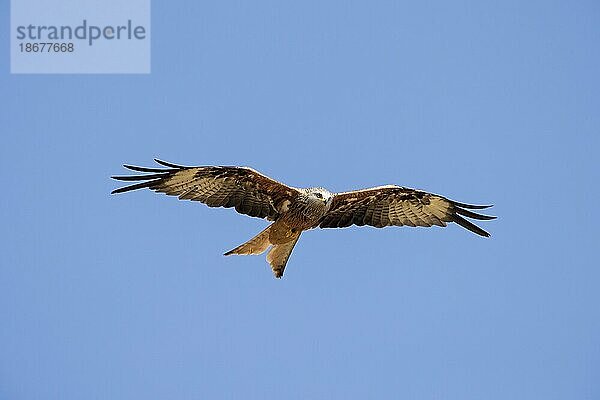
top-left (320, 185), bottom-right (495, 237)
top-left (111, 160), bottom-right (299, 221)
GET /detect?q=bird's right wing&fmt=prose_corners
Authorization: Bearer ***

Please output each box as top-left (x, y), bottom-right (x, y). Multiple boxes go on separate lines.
top-left (319, 185), bottom-right (495, 237)
top-left (111, 159), bottom-right (299, 221)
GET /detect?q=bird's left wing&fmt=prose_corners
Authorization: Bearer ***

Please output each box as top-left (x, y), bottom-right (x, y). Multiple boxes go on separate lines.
top-left (319, 185), bottom-right (495, 237)
top-left (111, 159), bottom-right (299, 221)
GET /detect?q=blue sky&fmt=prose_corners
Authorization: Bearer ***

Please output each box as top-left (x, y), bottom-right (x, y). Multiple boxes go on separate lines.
top-left (1, 1), bottom-right (599, 399)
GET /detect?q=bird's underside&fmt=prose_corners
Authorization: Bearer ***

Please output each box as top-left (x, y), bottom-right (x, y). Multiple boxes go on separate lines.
top-left (112, 159), bottom-right (496, 278)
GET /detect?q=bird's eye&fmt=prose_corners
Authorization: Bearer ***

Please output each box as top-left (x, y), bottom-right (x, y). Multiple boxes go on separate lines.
top-left (315, 193), bottom-right (323, 199)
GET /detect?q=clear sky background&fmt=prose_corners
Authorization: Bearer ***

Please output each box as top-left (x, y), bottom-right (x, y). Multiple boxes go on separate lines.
top-left (1, 1), bottom-right (599, 399)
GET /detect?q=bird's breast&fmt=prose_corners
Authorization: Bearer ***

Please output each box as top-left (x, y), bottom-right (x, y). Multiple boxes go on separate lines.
top-left (280, 199), bottom-right (326, 230)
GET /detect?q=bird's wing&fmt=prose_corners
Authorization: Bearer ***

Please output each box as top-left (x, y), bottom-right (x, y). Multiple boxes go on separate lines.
top-left (319, 185), bottom-right (495, 237)
top-left (111, 159), bottom-right (299, 221)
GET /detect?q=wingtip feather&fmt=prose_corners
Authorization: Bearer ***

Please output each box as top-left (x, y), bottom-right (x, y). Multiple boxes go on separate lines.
top-left (451, 201), bottom-right (494, 210)
top-left (123, 164), bottom-right (171, 173)
top-left (455, 207), bottom-right (497, 221)
top-left (451, 214), bottom-right (491, 237)
top-left (154, 159), bottom-right (187, 169)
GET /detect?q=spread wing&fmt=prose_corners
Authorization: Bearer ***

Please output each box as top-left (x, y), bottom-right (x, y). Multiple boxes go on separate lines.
top-left (319, 185), bottom-right (496, 237)
top-left (111, 159), bottom-right (299, 221)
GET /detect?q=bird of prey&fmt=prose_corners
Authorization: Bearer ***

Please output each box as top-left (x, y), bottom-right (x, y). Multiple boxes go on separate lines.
top-left (112, 159), bottom-right (496, 278)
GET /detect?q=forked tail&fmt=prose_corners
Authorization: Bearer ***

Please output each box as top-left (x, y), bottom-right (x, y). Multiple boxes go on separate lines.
top-left (223, 224), bottom-right (273, 256)
top-left (224, 223), bottom-right (301, 278)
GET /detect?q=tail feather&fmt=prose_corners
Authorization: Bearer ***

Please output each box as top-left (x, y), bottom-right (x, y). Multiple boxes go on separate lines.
top-left (224, 225), bottom-right (272, 256)
top-left (224, 223), bottom-right (302, 279)
top-left (266, 233), bottom-right (301, 278)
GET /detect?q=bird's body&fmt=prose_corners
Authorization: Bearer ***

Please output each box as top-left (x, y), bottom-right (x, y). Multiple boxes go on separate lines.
top-left (279, 187), bottom-right (334, 229)
top-left (112, 159), bottom-right (496, 278)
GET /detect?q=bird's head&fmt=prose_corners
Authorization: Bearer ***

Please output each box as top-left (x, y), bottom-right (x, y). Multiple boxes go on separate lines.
top-left (306, 187), bottom-right (334, 210)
